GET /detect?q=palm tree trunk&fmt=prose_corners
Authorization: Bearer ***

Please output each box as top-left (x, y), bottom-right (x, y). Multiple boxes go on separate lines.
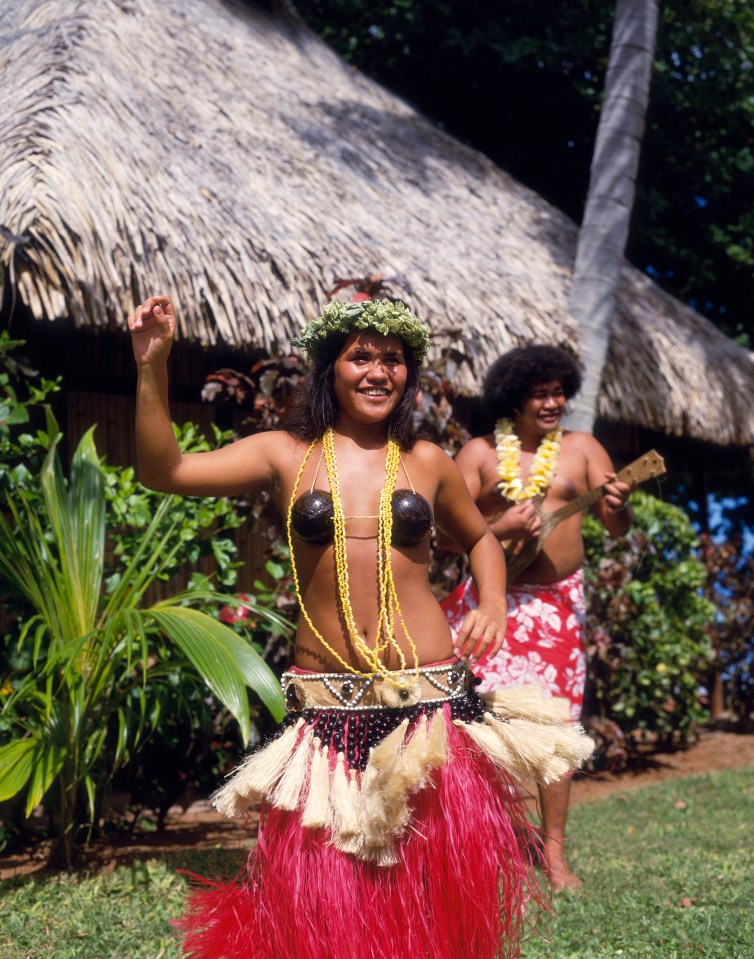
top-left (567, 0), bottom-right (660, 432)
top-left (49, 777), bottom-right (78, 870)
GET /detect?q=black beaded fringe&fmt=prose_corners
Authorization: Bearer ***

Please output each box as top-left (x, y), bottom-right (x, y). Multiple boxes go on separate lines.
top-left (269, 689), bottom-right (487, 772)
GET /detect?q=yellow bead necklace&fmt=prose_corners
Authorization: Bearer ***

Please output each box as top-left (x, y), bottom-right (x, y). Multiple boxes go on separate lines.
top-left (286, 427), bottom-right (420, 684)
top-left (495, 417), bottom-right (562, 502)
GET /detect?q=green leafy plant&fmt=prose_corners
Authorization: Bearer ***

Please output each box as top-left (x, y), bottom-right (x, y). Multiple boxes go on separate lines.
top-left (0, 330), bottom-right (60, 499)
top-left (698, 533), bottom-right (754, 727)
top-left (101, 424), bottom-right (294, 820)
top-left (582, 490), bottom-right (715, 767)
top-left (102, 422), bottom-right (247, 591)
top-left (0, 415), bottom-right (288, 868)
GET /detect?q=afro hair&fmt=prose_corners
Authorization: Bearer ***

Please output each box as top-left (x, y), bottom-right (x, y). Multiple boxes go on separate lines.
top-left (482, 345), bottom-right (582, 420)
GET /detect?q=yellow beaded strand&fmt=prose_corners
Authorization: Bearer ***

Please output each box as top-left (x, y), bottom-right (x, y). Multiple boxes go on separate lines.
top-left (285, 428), bottom-right (420, 685)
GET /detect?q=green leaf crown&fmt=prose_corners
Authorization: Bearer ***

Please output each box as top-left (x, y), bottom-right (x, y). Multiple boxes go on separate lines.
top-left (292, 299), bottom-right (430, 363)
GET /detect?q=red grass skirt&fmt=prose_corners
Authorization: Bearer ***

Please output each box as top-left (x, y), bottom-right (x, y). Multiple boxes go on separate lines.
top-left (177, 708), bottom-right (543, 959)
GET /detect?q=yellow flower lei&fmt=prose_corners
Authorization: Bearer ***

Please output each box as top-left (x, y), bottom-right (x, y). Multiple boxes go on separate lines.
top-left (286, 427), bottom-right (419, 684)
top-left (495, 417), bottom-right (562, 502)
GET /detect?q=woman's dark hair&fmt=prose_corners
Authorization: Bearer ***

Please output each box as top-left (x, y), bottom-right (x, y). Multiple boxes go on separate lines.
top-left (482, 344), bottom-right (582, 420)
top-left (285, 331), bottom-right (421, 450)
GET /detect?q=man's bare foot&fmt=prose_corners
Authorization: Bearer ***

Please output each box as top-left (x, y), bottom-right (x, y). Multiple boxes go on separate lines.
top-left (548, 862), bottom-right (584, 893)
top-left (544, 840), bottom-right (583, 893)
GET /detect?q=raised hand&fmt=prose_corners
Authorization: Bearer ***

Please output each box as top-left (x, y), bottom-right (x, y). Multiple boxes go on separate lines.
top-left (128, 295), bottom-right (176, 366)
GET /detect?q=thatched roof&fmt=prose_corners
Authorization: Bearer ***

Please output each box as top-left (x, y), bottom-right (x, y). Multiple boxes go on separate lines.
top-left (1, 0), bottom-right (753, 446)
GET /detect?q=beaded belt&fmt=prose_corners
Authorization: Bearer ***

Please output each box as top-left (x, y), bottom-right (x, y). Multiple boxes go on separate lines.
top-left (282, 660), bottom-right (476, 712)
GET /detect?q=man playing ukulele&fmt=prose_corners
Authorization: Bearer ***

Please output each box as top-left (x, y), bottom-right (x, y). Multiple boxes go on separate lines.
top-left (441, 344), bottom-right (632, 891)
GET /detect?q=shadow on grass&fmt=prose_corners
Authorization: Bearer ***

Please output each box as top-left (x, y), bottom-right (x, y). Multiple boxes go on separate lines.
top-left (0, 838), bottom-right (254, 892)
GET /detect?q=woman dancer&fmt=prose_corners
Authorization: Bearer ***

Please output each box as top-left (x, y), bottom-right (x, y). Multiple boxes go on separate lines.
top-left (128, 295), bottom-right (592, 959)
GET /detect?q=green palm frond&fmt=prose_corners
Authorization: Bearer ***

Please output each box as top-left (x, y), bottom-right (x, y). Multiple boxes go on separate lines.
top-left (39, 421), bottom-right (104, 638)
top-left (149, 606), bottom-right (286, 739)
top-left (0, 417), bottom-right (290, 859)
top-left (0, 739), bottom-right (38, 803)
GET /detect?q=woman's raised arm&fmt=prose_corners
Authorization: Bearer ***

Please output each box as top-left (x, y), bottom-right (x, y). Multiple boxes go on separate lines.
top-left (128, 295), bottom-right (278, 498)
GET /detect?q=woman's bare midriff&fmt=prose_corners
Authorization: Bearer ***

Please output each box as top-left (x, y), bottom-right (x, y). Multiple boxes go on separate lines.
top-left (291, 537), bottom-right (455, 672)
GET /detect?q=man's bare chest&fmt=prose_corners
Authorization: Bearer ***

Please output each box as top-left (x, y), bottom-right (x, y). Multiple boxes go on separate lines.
top-left (477, 456), bottom-right (586, 516)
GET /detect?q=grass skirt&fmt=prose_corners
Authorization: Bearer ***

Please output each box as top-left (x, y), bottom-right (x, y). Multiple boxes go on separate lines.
top-left (177, 663), bottom-right (593, 959)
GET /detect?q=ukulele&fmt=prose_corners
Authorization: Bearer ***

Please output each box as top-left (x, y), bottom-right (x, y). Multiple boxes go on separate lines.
top-left (504, 450), bottom-right (666, 581)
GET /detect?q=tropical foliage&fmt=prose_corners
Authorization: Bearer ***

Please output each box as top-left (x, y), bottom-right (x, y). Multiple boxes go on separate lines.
top-left (699, 533), bottom-right (754, 726)
top-left (0, 343), bottom-right (289, 865)
top-left (0, 329), bottom-right (60, 497)
top-left (582, 490), bottom-right (715, 766)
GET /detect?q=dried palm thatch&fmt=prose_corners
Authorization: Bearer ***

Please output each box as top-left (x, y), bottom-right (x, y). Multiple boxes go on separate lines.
top-left (1, 0), bottom-right (752, 445)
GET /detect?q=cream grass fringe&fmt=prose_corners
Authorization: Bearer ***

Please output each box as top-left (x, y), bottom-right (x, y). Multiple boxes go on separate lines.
top-left (211, 685), bottom-right (593, 863)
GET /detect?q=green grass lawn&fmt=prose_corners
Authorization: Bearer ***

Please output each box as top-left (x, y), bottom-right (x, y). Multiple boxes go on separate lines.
top-left (522, 768), bottom-right (754, 959)
top-left (1, 768), bottom-right (752, 959)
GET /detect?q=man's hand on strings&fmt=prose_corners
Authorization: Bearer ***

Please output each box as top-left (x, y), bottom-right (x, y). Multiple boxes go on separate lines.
top-left (490, 500), bottom-right (542, 542)
top-left (603, 472), bottom-right (631, 514)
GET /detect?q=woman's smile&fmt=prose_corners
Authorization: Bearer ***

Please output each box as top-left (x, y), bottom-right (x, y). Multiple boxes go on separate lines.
top-left (360, 386), bottom-right (391, 398)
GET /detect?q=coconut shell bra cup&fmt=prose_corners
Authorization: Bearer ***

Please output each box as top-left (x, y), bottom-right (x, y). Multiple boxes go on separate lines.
top-left (291, 487), bottom-right (433, 547)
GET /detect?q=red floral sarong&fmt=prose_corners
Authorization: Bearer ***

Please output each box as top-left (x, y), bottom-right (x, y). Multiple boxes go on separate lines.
top-left (440, 570), bottom-right (586, 721)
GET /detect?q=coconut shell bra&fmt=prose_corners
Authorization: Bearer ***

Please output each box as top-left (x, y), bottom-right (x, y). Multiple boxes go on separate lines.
top-left (291, 488), bottom-right (433, 547)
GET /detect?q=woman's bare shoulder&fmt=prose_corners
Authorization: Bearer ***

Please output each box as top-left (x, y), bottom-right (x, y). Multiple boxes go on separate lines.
top-left (245, 429), bottom-right (317, 474)
top-left (410, 439), bottom-right (457, 466)
top-left (234, 428), bottom-right (307, 453)
top-left (221, 429), bottom-right (309, 479)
